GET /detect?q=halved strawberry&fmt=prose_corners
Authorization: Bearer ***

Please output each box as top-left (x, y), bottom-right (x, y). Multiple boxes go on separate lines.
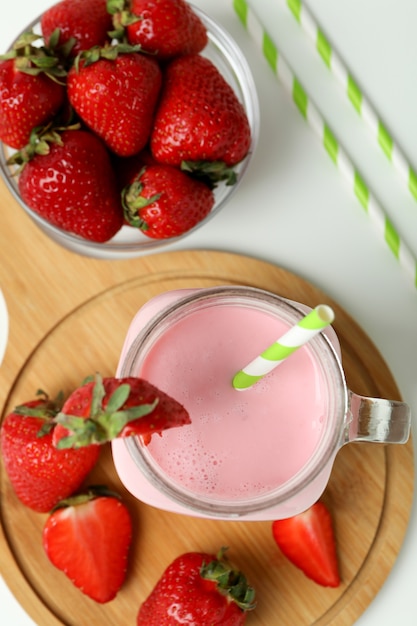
top-left (272, 501), bottom-right (340, 587)
top-left (43, 486), bottom-right (132, 603)
top-left (52, 373), bottom-right (191, 448)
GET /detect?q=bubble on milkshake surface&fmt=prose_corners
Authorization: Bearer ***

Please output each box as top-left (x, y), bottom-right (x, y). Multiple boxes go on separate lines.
top-left (199, 411), bottom-right (211, 424)
top-left (227, 399), bottom-right (249, 417)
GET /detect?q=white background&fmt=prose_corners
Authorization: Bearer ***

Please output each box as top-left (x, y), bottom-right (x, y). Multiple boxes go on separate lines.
top-left (1, 0), bottom-right (417, 623)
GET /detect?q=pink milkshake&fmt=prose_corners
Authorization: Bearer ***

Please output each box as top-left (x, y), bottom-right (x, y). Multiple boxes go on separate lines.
top-left (142, 304), bottom-right (326, 498)
top-left (112, 287), bottom-right (346, 520)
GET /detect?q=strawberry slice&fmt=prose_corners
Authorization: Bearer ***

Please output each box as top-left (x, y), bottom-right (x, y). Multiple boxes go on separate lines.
top-left (52, 372), bottom-right (191, 449)
top-left (272, 501), bottom-right (340, 587)
top-left (43, 486), bottom-right (132, 603)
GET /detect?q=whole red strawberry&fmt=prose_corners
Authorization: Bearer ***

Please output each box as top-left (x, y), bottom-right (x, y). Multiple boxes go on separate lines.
top-left (41, 0), bottom-right (113, 58)
top-left (150, 54), bottom-right (251, 167)
top-left (0, 34), bottom-right (66, 149)
top-left (43, 486), bottom-right (132, 603)
top-left (137, 548), bottom-right (256, 625)
top-left (123, 164), bottom-right (214, 238)
top-left (109, 0), bottom-right (208, 61)
top-left (16, 128), bottom-right (123, 242)
top-left (67, 46), bottom-right (162, 156)
top-left (53, 373), bottom-right (191, 448)
top-left (272, 501), bottom-right (340, 587)
top-left (0, 391), bottom-right (100, 512)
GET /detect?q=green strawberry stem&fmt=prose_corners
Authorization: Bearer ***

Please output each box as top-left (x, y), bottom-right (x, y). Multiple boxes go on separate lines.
top-left (50, 485), bottom-right (122, 512)
top-left (14, 389), bottom-right (64, 436)
top-left (0, 31), bottom-right (67, 83)
top-left (106, 0), bottom-right (142, 42)
top-left (55, 373), bottom-right (159, 449)
top-left (7, 122), bottom-right (81, 172)
top-left (180, 160), bottom-right (238, 189)
top-left (121, 168), bottom-right (161, 230)
top-left (47, 28), bottom-right (77, 65)
top-left (200, 548), bottom-right (257, 612)
top-left (121, 161), bottom-right (236, 230)
top-left (73, 42), bottom-right (145, 72)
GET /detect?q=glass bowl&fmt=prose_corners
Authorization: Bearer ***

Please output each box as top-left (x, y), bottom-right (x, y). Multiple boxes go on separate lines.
top-left (0, 5), bottom-right (259, 259)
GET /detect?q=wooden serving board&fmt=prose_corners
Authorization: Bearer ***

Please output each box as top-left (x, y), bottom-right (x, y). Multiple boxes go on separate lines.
top-left (0, 249), bottom-right (414, 626)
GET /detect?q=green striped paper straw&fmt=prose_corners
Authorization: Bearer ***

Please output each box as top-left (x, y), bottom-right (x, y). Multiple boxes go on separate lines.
top-left (285, 0), bottom-right (417, 202)
top-left (233, 304), bottom-right (335, 390)
top-left (233, 0), bottom-right (417, 289)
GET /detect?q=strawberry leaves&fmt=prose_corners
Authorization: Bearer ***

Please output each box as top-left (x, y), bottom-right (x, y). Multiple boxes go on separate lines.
top-left (72, 42), bottom-right (144, 71)
top-left (7, 122), bottom-right (80, 172)
top-left (55, 373), bottom-right (159, 448)
top-left (180, 160), bottom-right (238, 189)
top-left (13, 389), bottom-right (64, 437)
top-left (0, 31), bottom-right (67, 82)
top-left (200, 548), bottom-right (256, 611)
top-left (106, 0), bottom-right (142, 42)
top-left (52, 372), bottom-right (190, 449)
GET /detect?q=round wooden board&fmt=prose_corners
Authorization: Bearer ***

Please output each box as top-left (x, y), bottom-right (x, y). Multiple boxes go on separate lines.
top-left (0, 251), bottom-right (414, 626)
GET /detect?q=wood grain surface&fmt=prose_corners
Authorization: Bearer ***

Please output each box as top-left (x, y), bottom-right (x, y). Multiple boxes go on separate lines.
top-left (0, 178), bottom-right (414, 625)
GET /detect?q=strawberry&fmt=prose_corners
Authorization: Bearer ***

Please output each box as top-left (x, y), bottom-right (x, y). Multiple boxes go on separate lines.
top-left (14, 128), bottom-right (124, 242)
top-left (0, 391), bottom-right (100, 512)
top-left (53, 373), bottom-right (191, 448)
top-left (67, 45), bottom-right (162, 156)
top-left (108, 0), bottom-right (208, 61)
top-left (43, 486), bottom-right (132, 603)
top-left (137, 548), bottom-right (256, 625)
top-left (150, 54), bottom-right (251, 168)
top-left (272, 501), bottom-right (340, 587)
top-left (122, 163), bottom-right (214, 238)
top-left (0, 33), bottom-right (66, 149)
top-left (41, 0), bottom-right (113, 58)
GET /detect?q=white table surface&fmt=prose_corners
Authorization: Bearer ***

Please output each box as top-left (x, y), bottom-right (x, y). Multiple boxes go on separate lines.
top-left (1, 0), bottom-right (416, 624)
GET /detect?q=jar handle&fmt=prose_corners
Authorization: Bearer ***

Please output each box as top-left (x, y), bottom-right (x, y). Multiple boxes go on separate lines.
top-left (346, 390), bottom-right (411, 444)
